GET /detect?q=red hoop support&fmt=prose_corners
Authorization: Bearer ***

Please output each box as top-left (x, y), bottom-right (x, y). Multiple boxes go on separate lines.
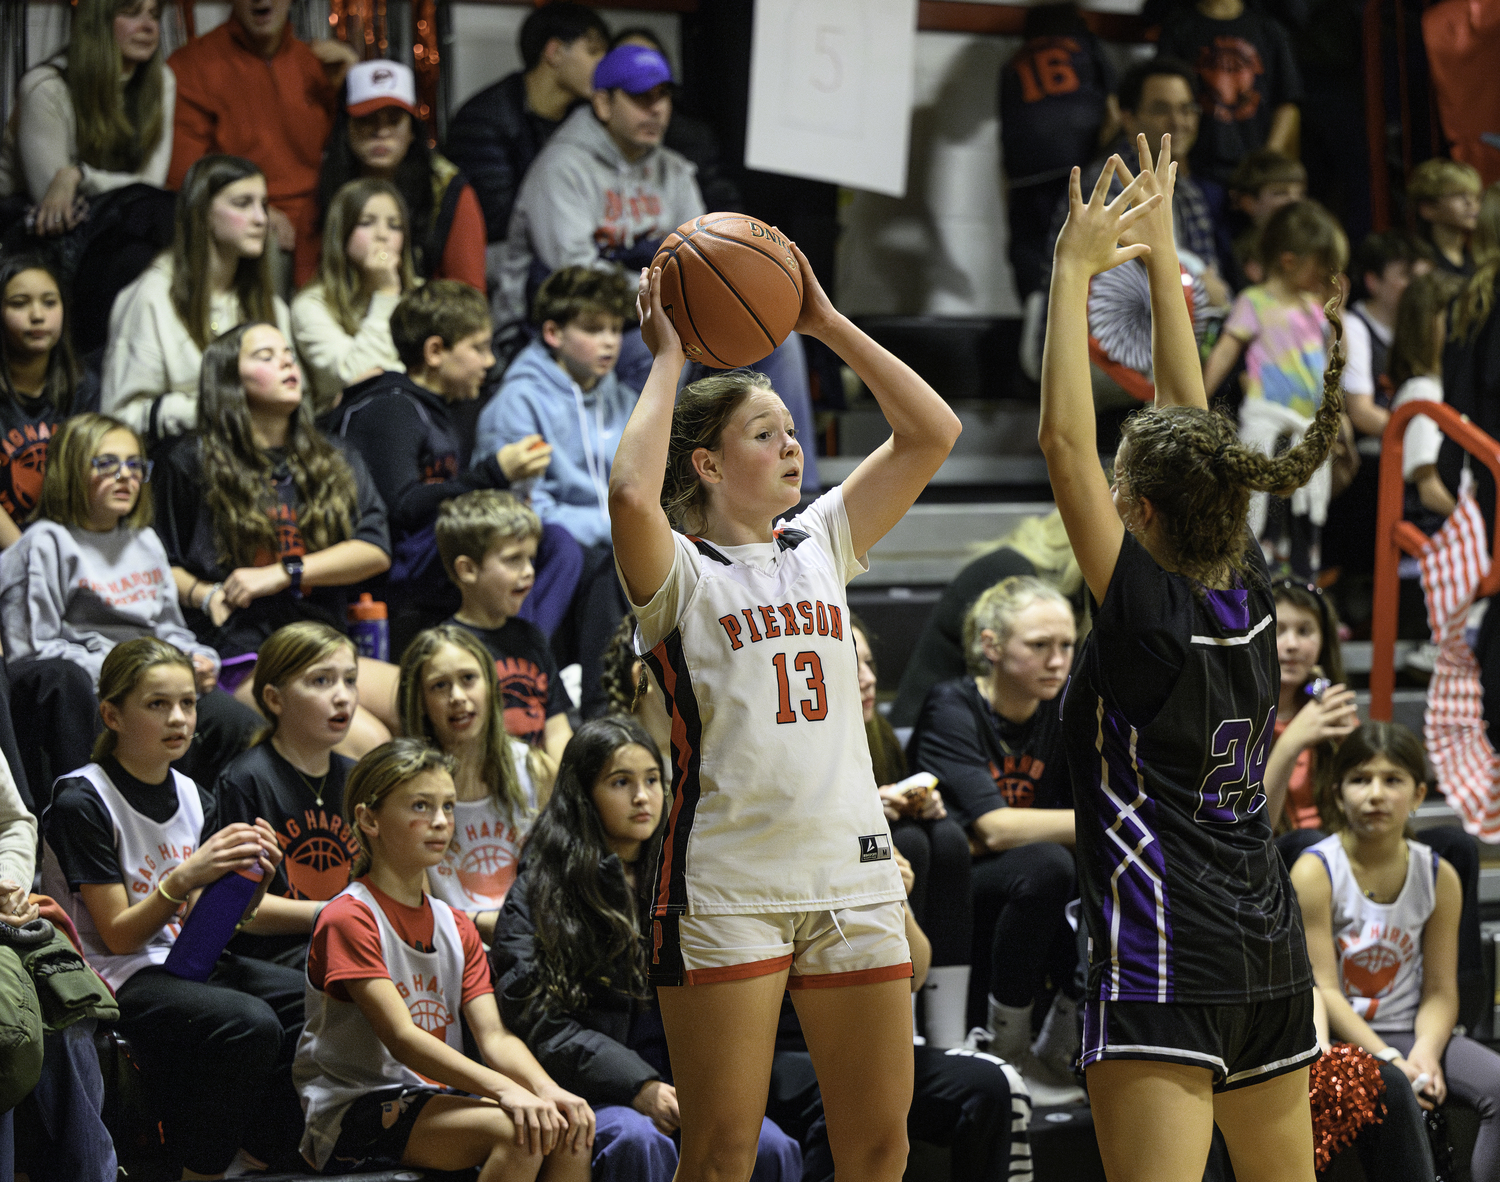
top-left (1369, 399), bottom-right (1500, 719)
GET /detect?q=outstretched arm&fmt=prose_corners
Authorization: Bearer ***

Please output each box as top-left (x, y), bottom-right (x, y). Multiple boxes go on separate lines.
top-left (1038, 159), bottom-right (1160, 604)
top-left (795, 245), bottom-right (962, 559)
top-left (1114, 134), bottom-right (1207, 412)
top-left (609, 268), bottom-right (686, 606)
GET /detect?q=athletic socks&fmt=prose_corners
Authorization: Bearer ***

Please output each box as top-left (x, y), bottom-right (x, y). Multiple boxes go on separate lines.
top-left (920, 965), bottom-right (971, 1049)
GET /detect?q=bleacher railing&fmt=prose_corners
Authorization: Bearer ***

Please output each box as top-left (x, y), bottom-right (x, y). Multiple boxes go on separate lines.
top-left (1369, 399), bottom-right (1500, 720)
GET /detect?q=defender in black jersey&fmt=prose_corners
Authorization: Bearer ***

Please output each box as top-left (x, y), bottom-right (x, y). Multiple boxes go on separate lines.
top-left (1040, 135), bottom-right (1344, 1181)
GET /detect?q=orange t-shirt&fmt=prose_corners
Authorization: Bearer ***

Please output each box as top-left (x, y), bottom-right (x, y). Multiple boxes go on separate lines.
top-left (168, 18), bottom-right (338, 285)
top-left (1273, 715), bottom-right (1320, 829)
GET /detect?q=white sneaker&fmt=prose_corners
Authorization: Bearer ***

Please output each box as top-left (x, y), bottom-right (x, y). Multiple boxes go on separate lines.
top-left (1015, 1050), bottom-right (1087, 1108)
top-left (962, 1025), bottom-right (994, 1052)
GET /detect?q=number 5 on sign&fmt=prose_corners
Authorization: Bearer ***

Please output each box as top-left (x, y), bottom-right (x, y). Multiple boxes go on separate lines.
top-left (746, 0), bottom-right (918, 198)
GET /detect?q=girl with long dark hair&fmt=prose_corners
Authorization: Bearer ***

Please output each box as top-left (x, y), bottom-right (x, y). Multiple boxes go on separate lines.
top-left (101, 154), bottom-right (289, 440)
top-left (153, 321), bottom-right (396, 752)
top-left (0, 255), bottom-right (94, 546)
top-left (490, 716), bottom-right (800, 1180)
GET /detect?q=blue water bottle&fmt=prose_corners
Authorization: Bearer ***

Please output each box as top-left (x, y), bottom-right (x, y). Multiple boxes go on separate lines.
top-left (348, 593), bottom-right (390, 661)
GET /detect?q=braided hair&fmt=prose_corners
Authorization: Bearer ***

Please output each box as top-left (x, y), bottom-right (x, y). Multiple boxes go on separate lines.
top-left (1115, 294), bottom-right (1346, 586)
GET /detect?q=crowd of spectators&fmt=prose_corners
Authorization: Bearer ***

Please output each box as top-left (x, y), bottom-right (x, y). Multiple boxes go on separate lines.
top-left (0, 0), bottom-right (1497, 1177)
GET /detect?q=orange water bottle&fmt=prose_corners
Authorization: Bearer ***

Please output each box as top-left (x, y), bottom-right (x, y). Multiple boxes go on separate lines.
top-left (348, 593), bottom-right (389, 661)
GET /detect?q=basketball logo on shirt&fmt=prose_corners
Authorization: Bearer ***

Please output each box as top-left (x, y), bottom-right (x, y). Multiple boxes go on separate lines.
top-left (1341, 942), bottom-right (1401, 1008)
top-left (495, 657), bottom-right (548, 743)
top-left (990, 757), bottom-right (1044, 808)
top-left (1195, 37), bottom-right (1265, 123)
top-left (455, 842), bottom-right (517, 900)
top-left (0, 422), bottom-right (50, 522)
top-left (286, 835), bottom-right (355, 901)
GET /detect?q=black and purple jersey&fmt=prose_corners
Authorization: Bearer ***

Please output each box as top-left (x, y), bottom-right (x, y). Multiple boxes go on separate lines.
top-left (1061, 532), bottom-right (1312, 1005)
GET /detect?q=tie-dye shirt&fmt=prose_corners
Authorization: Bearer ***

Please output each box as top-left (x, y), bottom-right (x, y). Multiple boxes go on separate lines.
top-left (1225, 285), bottom-right (1328, 418)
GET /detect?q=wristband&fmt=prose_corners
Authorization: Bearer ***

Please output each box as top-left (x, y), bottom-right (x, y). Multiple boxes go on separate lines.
top-left (157, 877), bottom-right (187, 906)
top-left (1375, 1047), bottom-right (1402, 1063)
top-left (234, 906), bottom-right (259, 932)
top-left (201, 582), bottom-right (223, 612)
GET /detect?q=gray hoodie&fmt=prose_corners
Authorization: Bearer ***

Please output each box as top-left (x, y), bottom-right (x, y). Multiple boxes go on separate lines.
top-left (0, 520), bottom-right (218, 686)
top-left (494, 104), bottom-right (704, 328)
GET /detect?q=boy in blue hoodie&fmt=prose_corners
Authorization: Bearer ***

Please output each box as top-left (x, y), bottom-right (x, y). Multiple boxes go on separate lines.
top-left (474, 264), bottom-right (634, 718)
top-left (322, 280), bottom-right (582, 653)
top-left (475, 264), bottom-right (635, 548)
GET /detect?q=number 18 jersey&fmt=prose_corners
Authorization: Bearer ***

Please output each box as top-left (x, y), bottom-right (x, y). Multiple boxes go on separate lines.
top-left (1060, 533), bottom-right (1312, 1005)
top-left (628, 488), bottom-right (905, 917)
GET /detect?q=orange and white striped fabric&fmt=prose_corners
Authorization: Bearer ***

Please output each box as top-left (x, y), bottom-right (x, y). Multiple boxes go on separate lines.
top-left (1417, 490), bottom-right (1500, 840)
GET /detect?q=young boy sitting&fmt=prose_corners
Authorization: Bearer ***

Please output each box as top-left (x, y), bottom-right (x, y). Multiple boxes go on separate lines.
top-left (322, 279), bottom-right (581, 651)
top-left (1408, 157), bottom-right (1482, 275)
top-left (1229, 149), bottom-right (1306, 285)
top-left (437, 489), bottom-right (572, 771)
top-left (474, 264), bottom-right (634, 720)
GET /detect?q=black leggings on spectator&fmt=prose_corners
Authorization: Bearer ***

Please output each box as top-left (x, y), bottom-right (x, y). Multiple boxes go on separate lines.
top-left (8, 657), bottom-right (262, 807)
top-left (891, 816), bottom-right (972, 966)
top-left (769, 1045), bottom-right (1030, 1182)
top-left (114, 955), bottom-right (305, 1174)
top-left (970, 841), bottom-right (1078, 1025)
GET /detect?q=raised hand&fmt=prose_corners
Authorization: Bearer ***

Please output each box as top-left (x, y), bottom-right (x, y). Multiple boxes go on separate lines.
top-left (637, 266), bottom-right (684, 361)
top-left (1115, 133), bottom-right (1178, 253)
top-left (1053, 157), bottom-right (1163, 280)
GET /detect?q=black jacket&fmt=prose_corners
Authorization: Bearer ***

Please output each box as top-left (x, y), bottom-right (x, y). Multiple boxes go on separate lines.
top-left (444, 72), bottom-right (573, 243)
top-left (489, 862), bottom-right (659, 1106)
top-left (320, 371), bottom-right (508, 611)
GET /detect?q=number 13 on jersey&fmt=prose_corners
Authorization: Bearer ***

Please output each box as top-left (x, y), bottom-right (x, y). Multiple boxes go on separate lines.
top-left (772, 651), bottom-right (828, 723)
top-left (1194, 710), bottom-right (1273, 824)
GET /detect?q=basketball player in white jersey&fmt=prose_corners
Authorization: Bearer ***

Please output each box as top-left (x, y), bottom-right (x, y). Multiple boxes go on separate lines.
top-left (609, 249), bottom-right (961, 1182)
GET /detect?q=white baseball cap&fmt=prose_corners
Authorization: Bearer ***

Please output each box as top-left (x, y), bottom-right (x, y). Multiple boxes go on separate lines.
top-left (346, 59), bottom-right (417, 117)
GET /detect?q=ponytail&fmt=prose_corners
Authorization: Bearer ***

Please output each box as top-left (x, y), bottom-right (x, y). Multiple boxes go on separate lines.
top-left (1116, 290), bottom-right (1346, 584)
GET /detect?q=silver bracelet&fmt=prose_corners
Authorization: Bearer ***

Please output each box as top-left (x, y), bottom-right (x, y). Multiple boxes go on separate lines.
top-left (201, 582), bottom-right (223, 611)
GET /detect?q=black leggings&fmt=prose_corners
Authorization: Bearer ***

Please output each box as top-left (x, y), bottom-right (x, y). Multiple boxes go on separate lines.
top-left (770, 1045), bottom-right (1031, 1182)
top-left (890, 816), bottom-right (971, 966)
top-left (113, 954), bottom-right (305, 1174)
top-left (970, 841), bottom-right (1078, 1025)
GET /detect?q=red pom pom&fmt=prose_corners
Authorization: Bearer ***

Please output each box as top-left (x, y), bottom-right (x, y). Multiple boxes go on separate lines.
top-left (1309, 1044), bottom-right (1388, 1171)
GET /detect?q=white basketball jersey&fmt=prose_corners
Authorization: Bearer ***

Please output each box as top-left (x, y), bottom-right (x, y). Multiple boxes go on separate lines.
top-left (631, 488), bottom-right (903, 916)
top-left (40, 763), bottom-right (202, 990)
top-left (428, 739), bottom-right (537, 912)
top-left (1310, 833), bottom-right (1438, 1032)
top-left (294, 881), bottom-right (467, 1170)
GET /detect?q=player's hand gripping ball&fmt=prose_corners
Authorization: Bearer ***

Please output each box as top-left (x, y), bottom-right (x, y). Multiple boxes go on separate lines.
top-left (651, 213), bottom-right (805, 368)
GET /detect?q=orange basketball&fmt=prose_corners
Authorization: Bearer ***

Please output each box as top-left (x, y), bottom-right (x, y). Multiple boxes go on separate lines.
top-left (652, 213), bottom-right (804, 369)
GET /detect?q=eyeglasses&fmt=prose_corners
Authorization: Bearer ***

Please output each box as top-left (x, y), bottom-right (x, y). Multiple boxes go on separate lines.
top-left (91, 455), bottom-right (153, 482)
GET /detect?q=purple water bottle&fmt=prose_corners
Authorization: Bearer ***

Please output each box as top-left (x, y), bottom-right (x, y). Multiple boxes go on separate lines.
top-left (162, 863), bottom-right (262, 982)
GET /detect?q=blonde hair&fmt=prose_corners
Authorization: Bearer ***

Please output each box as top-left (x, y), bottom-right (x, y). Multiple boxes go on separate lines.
top-left (38, 412), bottom-right (153, 530)
top-left (1450, 182), bottom-right (1500, 343)
top-left (1408, 158), bottom-right (1483, 206)
top-left (93, 637), bottom-right (193, 761)
top-left (435, 489), bottom-right (541, 583)
top-left (662, 369), bottom-right (773, 532)
top-left (969, 510), bottom-right (1083, 598)
top-left (251, 621), bottom-right (357, 739)
top-left (963, 575), bottom-right (1074, 676)
top-left (314, 179), bottom-right (418, 337)
top-left (345, 739), bottom-right (456, 878)
top-left (398, 626), bottom-right (531, 824)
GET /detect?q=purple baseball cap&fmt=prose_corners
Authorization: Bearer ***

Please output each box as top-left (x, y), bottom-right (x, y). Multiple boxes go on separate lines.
top-left (593, 45), bottom-right (673, 94)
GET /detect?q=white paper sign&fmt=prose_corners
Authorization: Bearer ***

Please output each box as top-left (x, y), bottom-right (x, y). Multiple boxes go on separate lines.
top-left (745, 0), bottom-right (919, 198)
